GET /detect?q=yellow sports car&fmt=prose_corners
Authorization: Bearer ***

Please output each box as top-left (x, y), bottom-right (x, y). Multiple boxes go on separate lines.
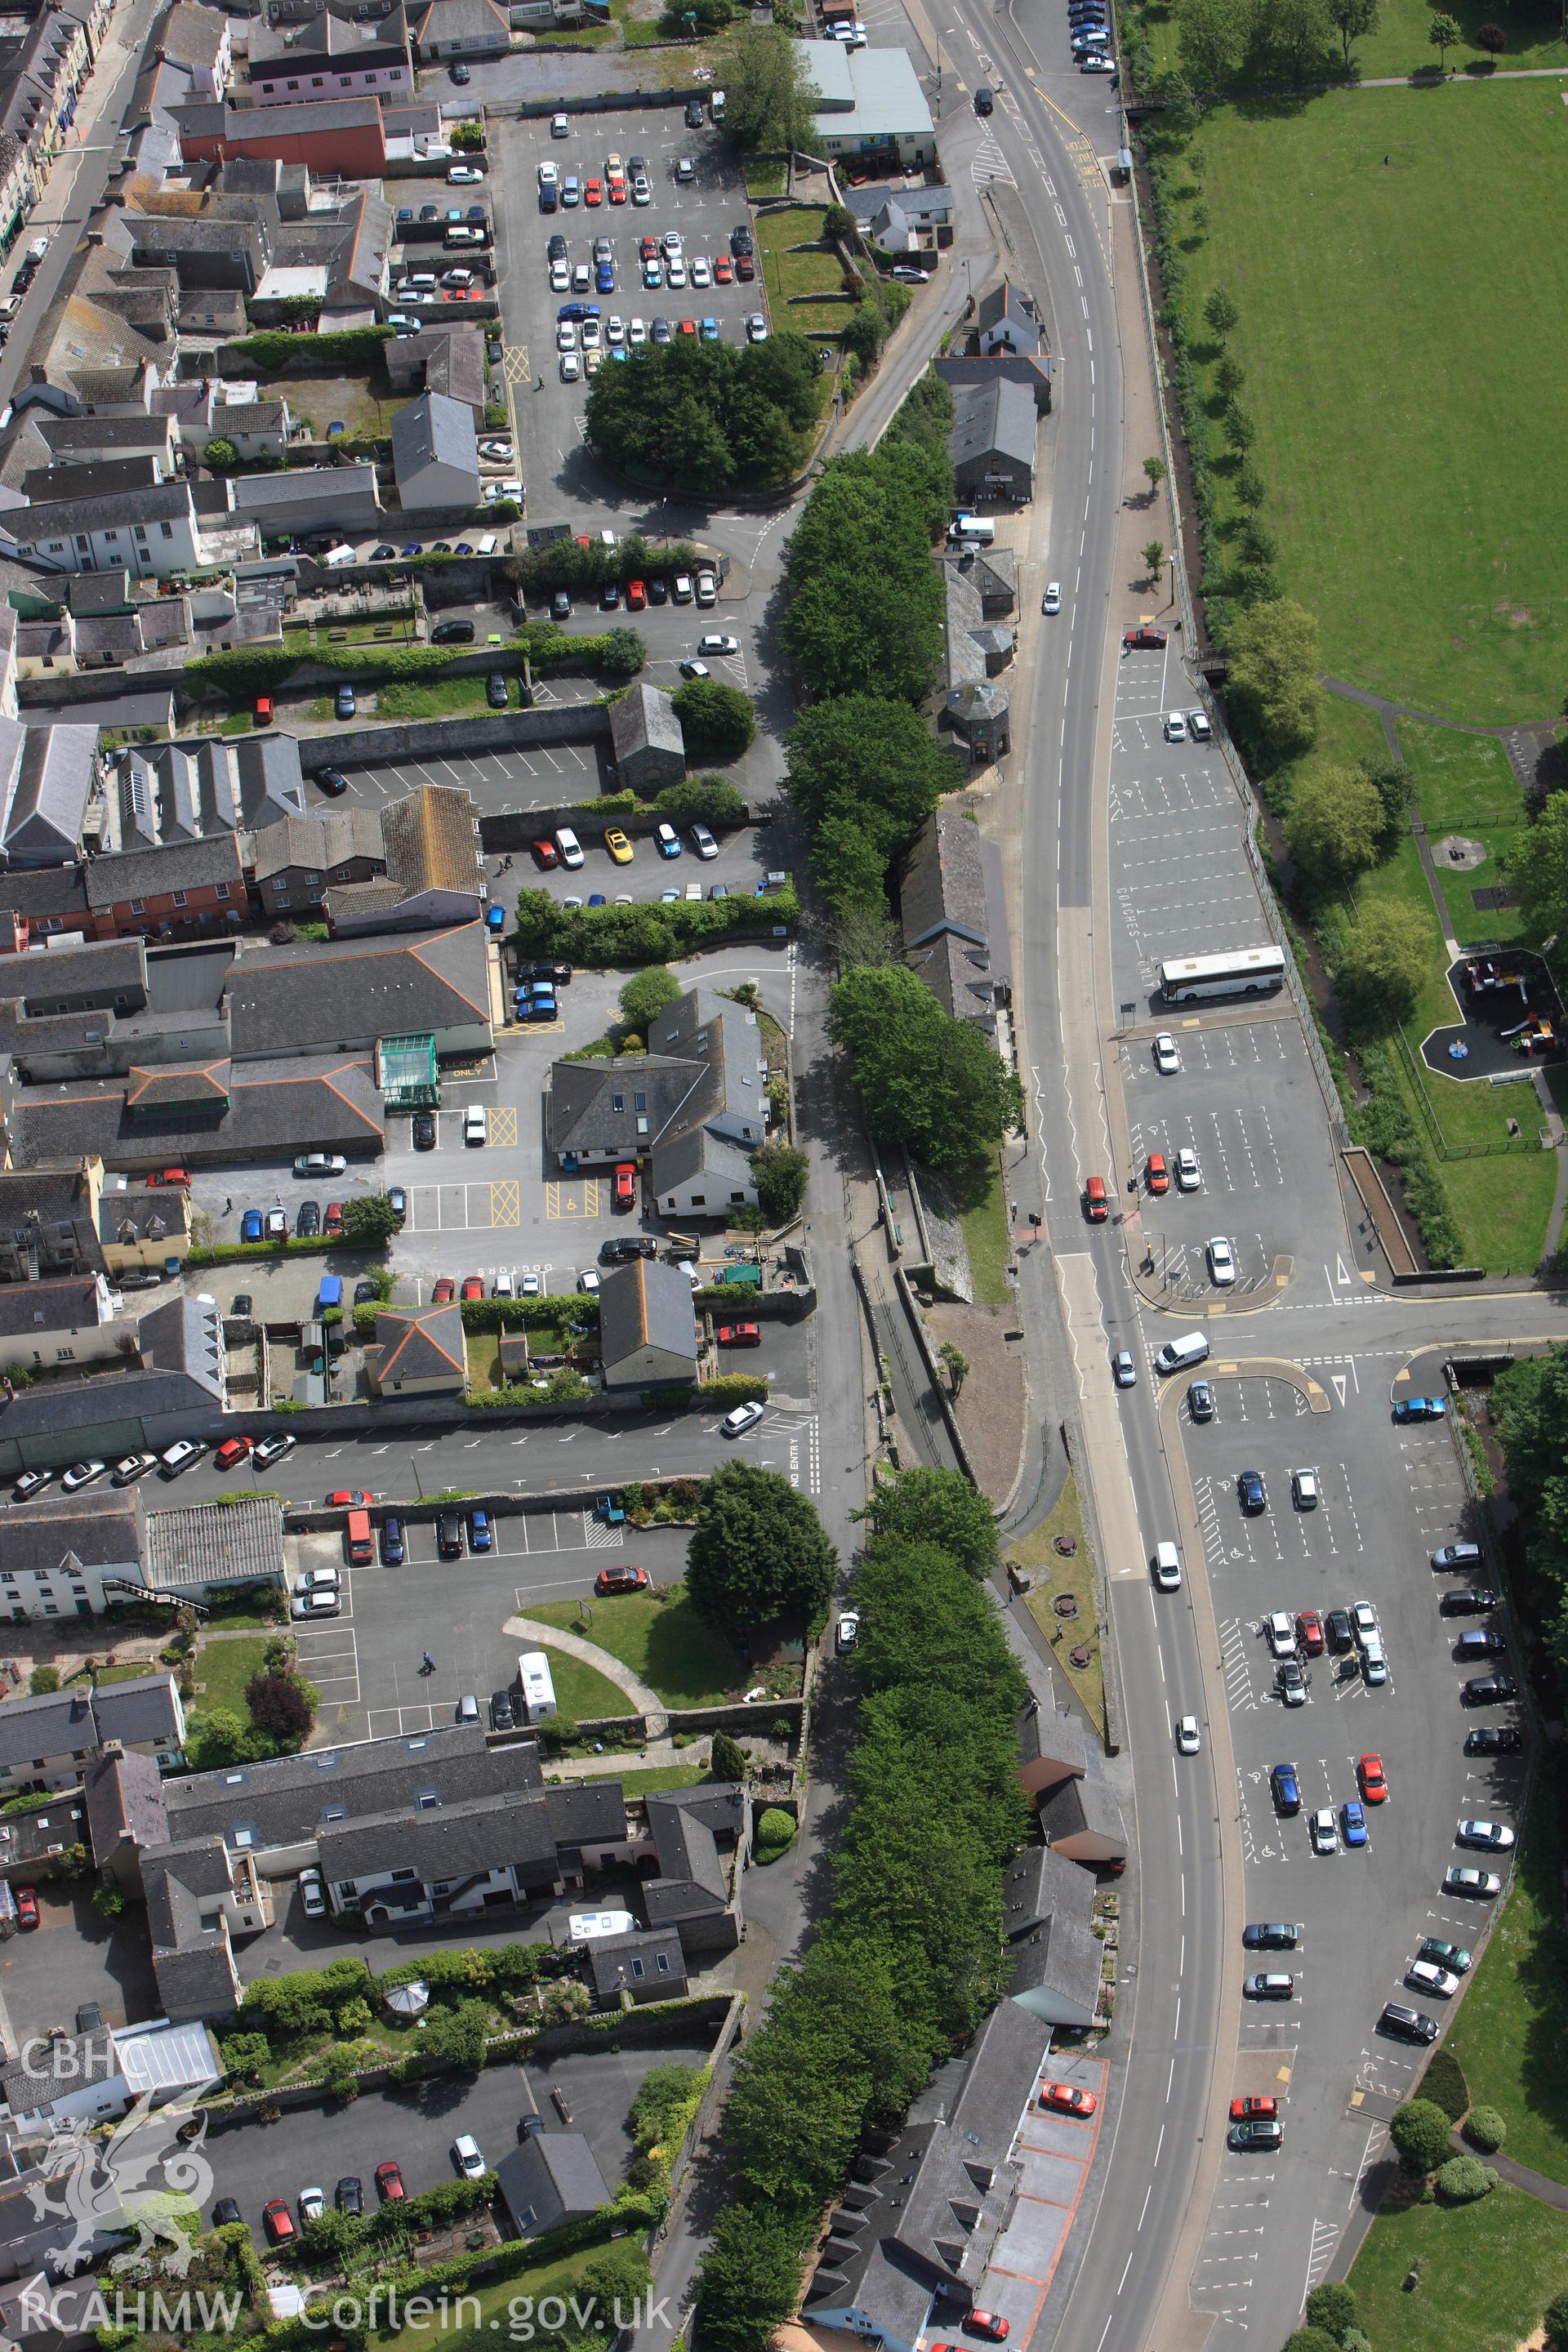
top-left (604, 830), bottom-right (634, 865)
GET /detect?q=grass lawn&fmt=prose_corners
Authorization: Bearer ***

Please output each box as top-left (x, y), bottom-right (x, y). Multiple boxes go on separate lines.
top-left (1348, 2184), bottom-right (1568, 2352)
top-left (372, 676), bottom-right (494, 719)
top-left (755, 207), bottom-right (843, 301)
top-left (1009, 1475), bottom-right (1104, 1737)
top-left (372, 2245), bottom-right (608, 2351)
top-left (258, 376), bottom-right (408, 438)
top-left (1397, 720), bottom-right (1530, 947)
top-left (948, 1156), bottom-right (1012, 1305)
top-left (1165, 84), bottom-right (1568, 720)
top-left (527, 1593), bottom-right (744, 1708)
top-left (189, 1634), bottom-right (274, 1720)
top-left (1138, 0), bottom-right (1568, 90)
top-left (1445, 1795), bottom-right (1568, 2181)
top-left (529, 1642), bottom-right (631, 1723)
top-left (283, 616), bottom-right (420, 652)
top-left (745, 158), bottom-right (790, 198)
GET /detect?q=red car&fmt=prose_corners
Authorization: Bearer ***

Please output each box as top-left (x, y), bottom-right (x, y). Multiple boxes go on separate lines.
top-left (326, 1490), bottom-right (369, 1508)
top-left (626, 580), bottom-right (647, 610)
top-left (607, 176), bottom-right (626, 204)
top-left (1229, 2095), bottom-right (1279, 2122)
top-left (1039, 2082), bottom-right (1098, 2119)
top-left (595, 1565), bottom-right (650, 1596)
top-left (717, 1323), bottom-right (762, 1348)
top-left (678, 318), bottom-right (697, 336)
top-left (461, 1276), bottom-right (483, 1301)
top-left (584, 177), bottom-right (603, 205)
top-left (262, 2199), bottom-right (295, 2244)
top-left (432, 1278), bottom-right (456, 1304)
top-left (255, 696), bottom-right (274, 726)
top-left (613, 1162), bottom-right (637, 1209)
top-left (1296, 1610), bottom-right (1324, 1655)
top-left (323, 1201), bottom-right (344, 1236)
top-left (148, 1167), bottom-right (192, 1188)
top-left (1084, 1175), bottom-right (1108, 1221)
top-left (13, 1886), bottom-right (38, 1929)
top-left (1147, 1152), bottom-right (1169, 1196)
top-left (714, 255), bottom-right (733, 283)
top-left (736, 254), bottom-right (755, 280)
top-left (1123, 625), bottom-right (1167, 649)
top-left (531, 837), bottom-right (559, 870)
top-left (639, 235), bottom-right (658, 259)
top-left (1358, 1752), bottom-right (1389, 1804)
top-left (213, 1436), bottom-right (252, 1472)
top-left (373, 2163), bottom-right (405, 2203)
top-left (967, 2317), bottom-right (1009, 2343)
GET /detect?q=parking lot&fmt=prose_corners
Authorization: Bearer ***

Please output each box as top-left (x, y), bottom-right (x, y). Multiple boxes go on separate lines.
top-left (304, 734), bottom-right (611, 819)
top-left (1177, 1374), bottom-right (1526, 2314)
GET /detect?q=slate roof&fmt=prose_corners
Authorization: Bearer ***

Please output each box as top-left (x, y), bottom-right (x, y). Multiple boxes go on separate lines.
top-left (163, 1723), bottom-right (548, 1853)
top-left (158, 5), bottom-right (229, 71)
top-left (642, 1790), bottom-right (730, 1921)
top-left (92, 1675), bottom-right (185, 1753)
top-left (0, 865), bottom-right (91, 922)
top-left (598, 1258), bottom-right (697, 1381)
top-left (496, 2133), bottom-right (610, 2238)
top-left (249, 807), bottom-right (385, 884)
top-left (37, 414), bottom-right (173, 465)
top-left (381, 782), bottom-right (482, 898)
top-left (319, 1786), bottom-right (562, 1883)
top-left (1036, 1773), bottom-right (1127, 1854)
top-left (7, 1055), bottom-right (385, 1169)
top-left (647, 1124), bottom-right (755, 1205)
top-left (8, 479), bottom-right (195, 548)
top-left (0, 1673), bottom-right (178, 1773)
top-left (1015, 1697), bottom-right (1086, 1783)
top-left (900, 804), bottom-right (994, 1027)
top-left (225, 924), bottom-right (490, 1056)
top-left (0, 2033), bottom-right (118, 2118)
top-left (0, 1272), bottom-right (105, 1342)
top-left (1000, 1842), bottom-right (1095, 1942)
top-left (83, 1745), bottom-right (171, 1865)
top-left (586, 1927), bottom-right (686, 2002)
top-left (933, 352), bottom-right (1054, 411)
top-left (2, 725), bottom-right (101, 865)
top-left (227, 463), bottom-right (380, 514)
top-left (144, 1495), bottom-right (284, 1590)
top-left (369, 1298), bottom-right (466, 1386)
top-left (548, 988), bottom-right (764, 1163)
top-left (1008, 1905), bottom-right (1102, 2025)
top-left (608, 681), bottom-right (683, 766)
top-left (0, 1161), bottom-right (104, 1274)
top-left (948, 375), bottom-right (1037, 478)
top-left (5, 938), bottom-right (145, 1009)
top-left (84, 834), bottom-right (246, 908)
top-left (0, 1490), bottom-right (142, 1586)
top-left (390, 390), bottom-right (479, 490)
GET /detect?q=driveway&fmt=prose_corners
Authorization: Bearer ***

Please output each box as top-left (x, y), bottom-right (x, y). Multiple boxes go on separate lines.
top-left (0, 1882), bottom-right (159, 2049)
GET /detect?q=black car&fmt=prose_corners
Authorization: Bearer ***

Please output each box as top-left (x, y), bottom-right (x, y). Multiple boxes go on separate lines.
top-left (600, 1235), bottom-right (657, 1263)
top-left (1238, 1468), bottom-right (1267, 1513)
top-left (685, 96), bottom-right (705, 125)
top-left (1440, 1586), bottom-right (1499, 1615)
top-left (388, 1184), bottom-right (408, 1221)
top-left (731, 224), bottom-right (754, 256)
top-left (450, 59), bottom-right (470, 80)
top-left (1325, 1607), bottom-right (1353, 1652)
top-left (336, 684), bottom-right (356, 719)
top-left (600, 581), bottom-right (621, 609)
top-left (1230, 2118), bottom-right (1283, 2151)
top-left (317, 768), bottom-right (349, 797)
top-left (421, 204), bottom-right (439, 220)
top-left (296, 1200), bottom-right (322, 1237)
top-left (1379, 2003), bottom-right (1438, 2045)
top-left (232, 1293), bottom-right (253, 1317)
top-left (437, 1512), bottom-right (465, 1558)
top-left (213, 2198), bottom-right (243, 2229)
top-left (648, 575), bottom-right (669, 604)
top-left (1187, 1379), bottom-right (1214, 1421)
top-left (1242, 1922), bottom-right (1298, 1949)
top-left (76, 2002), bottom-right (103, 2034)
top-left (547, 232), bottom-right (568, 260)
top-left (412, 1110), bottom-right (437, 1149)
top-left (1276, 1658), bottom-right (1307, 1705)
top-left (371, 544), bottom-right (397, 560)
top-left (491, 1688), bottom-right (516, 1731)
top-left (1270, 1762), bottom-right (1301, 1815)
top-left (354, 1280), bottom-right (380, 1307)
top-left (336, 2177), bottom-right (363, 2212)
top-left (1456, 1627), bottom-right (1508, 1658)
top-left (520, 960), bottom-right (572, 985)
top-left (381, 1516), bottom-right (405, 1566)
top-left (432, 618), bottom-right (476, 644)
top-left (551, 588), bottom-right (572, 621)
top-left (1463, 1673), bottom-right (1519, 1704)
top-left (1464, 1724), bottom-right (1523, 1755)
top-left (487, 672), bottom-right (510, 709)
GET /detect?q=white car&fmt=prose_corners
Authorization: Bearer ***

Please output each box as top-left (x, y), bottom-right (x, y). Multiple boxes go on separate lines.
top-left (493, 1272), bottom-right (515, 1298)
top-left (690, 256), bottom-right (710, 287)
top-left (1406, 1959), bottom-right (1459, 1999)
top-left (1113, 1349), bottom-right (1137, 1388)
top-left (836, 1610), bottom-right (859, 1654)
top-left (1263, 1611), bottom-right (1296, 1660)
top-left (581, 317), bottom-right (601, 349)
top-left (520, 1272), bottom-right (541, 1297)
top-left (298, 1868), bottom-right (327, 1919)
top-left (479, 439), bottom-right (514, 462)
top-left (559, 353), bottom-right (581, 381)
top-left (1351, 1601), bottom-right (1379, 1646)
top-left (448, 163), bottom-right (484, 185)
top-left (606, 315), bottom-right (626, 344)
top-left (1175, 1147), bottom-right (1201, 1191)
top-left (746, 313), bottom-right (768, 342)
top-left (1152, 1031), bottom-right (1180, 1074)
top-left (1456, 1819), bottom-right (1516, 1851)
top-left (662, 229), bottom-right (684, 253)
top-left (452, 2136), bottom-right (486, 2180)
top-left (1291, 1468), bottom-right (1319, 1508)
top-left (159, 1438), bottom-right (206, 1477)
top-left (299, 2187), bottom-right (326, 2222)
top-left (538, 161), bottom-right (559, 188)
top-left (667, 257), bottom-right (688, 287)
top-left (295, 1153), bottom-right (348, 1178)
top-left (1361, 1636), bottom-right (1388, 1686)
top-left (1042, 581), bottom-right (1062, 614)
top-left (629, 316), bottom-right (648, 342)
top-left (60, 1459), bottom-right (107, 1492)
top-left (295, 1567), bottom-right (341, 1596)
top-left (698, 632), bottom-right (739, 656)
top-left (555, 826), bottom-right (584, 868)
top-left (1207, 1236), bottom-right (1236, 1286)
top-left (1310, 1808), bottom-right (1339, 1855)
top-left (1165, 711), bottom-right (1187, 742)
top-left (721, 1401), bottom-right (766, 1437)
top-left (1176, 1716), bottom-right (1200, 1755)
top-left (558, 317), bottom-right (580, 349)
top-left (550, 261), bottom-right (570, 292)
top-left (463, 1104), bottom-right (487, 1146)
top-left (577, 1268), bottom-right (600, 1293)
top-left (292, 1590), bottom-right (341, 1621)
top-left (551, 113), bottom-right (569, 134)
top-left (691, 822), bottom-right (718, 858)
top-left (1189, 710), bottom-right (1213, 741)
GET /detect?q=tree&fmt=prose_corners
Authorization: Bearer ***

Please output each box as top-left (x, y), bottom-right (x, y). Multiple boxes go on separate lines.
top-left (619, 967), bottom-right (684, 1032)
top-left (722, 24), bottom-right (821, 150)
top-left (514, 888), bottom-right (564, 953)
top-left (1463, 2105), bottom-right (1507, 2151)
top-left (671, 677), bottom-right (755, 757)
top-left (245, 1671), bottom-right (315, 1747)
top-left (420, 1997), bottom-right (492, 2070)
top-left (1204, 284), bottom-right (1239, 340)
top-left (822, 202), bottom-right (858, 245)
top-left (1476, 18), bottom-right (1507, 46)
top-left (339, 1193), bottom-right (400, 1246)
top-left (186, 1708), bottom-right (251, 1769)
top-left (1178, 0), bottom-right (1249, 84)
top-left (1143, 453), bottom-right (1168, 497)
top-left (698, 2203), bottom-right (811, 2352)
top-left (785, 695), bottom-right (958, 866)
top-left (1235, 461), bottom-right (1267, 508)
top-left (204, 437), bottom-right (238, 469)
top-left (751, 1141), bottom-right (808, 1223)
top-left (1506, 789), bottom-right (1568, 945)
top-left (938, 1342), bottom-right (969, 1400)
top-left (1284, 762), bottom-right (1385, 886)
top-left (1544, 2288), bottom-right (1568, 2352)
top-left (656, 773), bottom-right (746, 822)
top-left (827, 964), bottom-right (1024, 1169)
top-left (1223, 597), bottom-right (1323, 767)
top-left (1223, 398), bottom-right (1256, 452)
top-left (853, 1464), bottom-right (999, 1579)
top-left (1336, 899), bottom-right (1430, 1027)
top-left (1303, 2283), bottom-right (1360, 2344)
top-left (1326, 0), bottom-right (1379, 62)
top-left (1428, 8), bottom-right (1461, 65)
top-left (686, 1463), bottom-right (837, 1633)
top-left (1389, 2096), bottom-right (1452, 2175)
top-left (1268, 0), bottom-right (1334, 74)
top-left (1434, 2153), bottom-right (1494, 2202)
top-left (1282, 2335), bottom-right (1340, 2352)
top-left (217, 2031), bottom-right (270, 2083)
top-left (783, 446), bottom-right (950, 703)
top-left (1142, 540), bottom-right (1166, 587)
top-left (29, 1665), bottom-right (59, 1694)
top-left (710, 1729), bottom-right (748, 1781)
top-left (1214, 354), bottom-right (1246, 401)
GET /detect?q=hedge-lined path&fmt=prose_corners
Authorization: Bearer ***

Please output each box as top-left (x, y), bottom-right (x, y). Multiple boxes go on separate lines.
top-left (1446, 2124), bottom-right (1568, 2212)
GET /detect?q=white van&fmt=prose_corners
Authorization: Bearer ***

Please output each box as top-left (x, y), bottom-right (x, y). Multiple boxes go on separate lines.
top-left (517, 1650), bottom-right (558, 1722)
top-left (1152, 1541), bottom-right (1183, 1592)
top-left (948, 514), bottom-right (996, 546)
top-left (1155, 1330), bottom-right (1210, 1375)
top-left (322, 543), bottom-right (356, 569)
top-left (555, 826), bottom-right (584, 868)
top-left (710, 88), bottom-right (726, 119)
top-left (475, 532), bottom-right (499, 555)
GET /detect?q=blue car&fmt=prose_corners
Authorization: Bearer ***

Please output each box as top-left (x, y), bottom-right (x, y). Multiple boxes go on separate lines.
top-left (699, 316), bottom-right (719, 341)
top-left (396, 207), bottom-right (413, 223)
top-left (470, 1508), bottom-right (492, 1552)
top-left (401, 542), bottom-right (421, 556)
top-left (523, 995), bottom-right (558, 1023)
top-left (381, 1516), bottom-right (405, 1566)
top-left (588, 893), bottom-right (607, 907)
top-left (1270, 1762), bottom-right (1300, 1815)
top-left (1238, 1468), bottom-right (1267, 1513)
top-left (1342, 1798), bottom-right (1368, 1847)
top-left (596, 265), bottom-right (614, 292)
top-left (486, 905), bottom-right (507, 933)
top-left (1393, 1396), bottom-right (1447, 1423)
top-left (240, 1209), bottom-right (264, 1243)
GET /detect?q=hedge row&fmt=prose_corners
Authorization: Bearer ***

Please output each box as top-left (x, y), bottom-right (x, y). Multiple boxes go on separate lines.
top-left (516, 881), bottom-right (797, 969)
top-left (185, 626), bottom-right (644, 707)
top-left (1142, 137), bottom-right (1224, 625)
top-left (225, 325), bottom-right (394, 372)
top-left (188, 1236), bottom-right (357, 1268)
top-left (510, 535), bottom-right (704, 596)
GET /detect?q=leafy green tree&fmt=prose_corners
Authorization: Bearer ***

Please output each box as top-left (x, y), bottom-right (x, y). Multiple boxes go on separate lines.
top-left (840, 301), bottom-right (889, 368)
top-left (29, 1665), bottom-right (59, 1695)
top-left (204, 437), bottom-right (238, 469)
top-left (1544, 2287), bottom-right (1568, 2352)
top-left (1285, 762), bottom-right (1385, 885)
top-left (514, 888), bottom-right (564, 953)
top-left (340, 1193), bottom-right (400, 1246)
top-left (1303, 2283), bottom-right (1360, 2344)
top-left (783, 448), bottom-right (948, 702)
top-left (1143, 452), bottom-right (1168, 495)
top-left (1223, 399), bottom-right (1256, 452)
top-left (217, 2032), bottom-right (271, 2083)
top-left (1268, 0), bottom-right (1333, 74)
top-left (698, 2203), bottom-right (813, 2352)
top-left (751, 1141), bottom-right (808, 1223)
top-left (1463, 2105), bottom-right (1507, 2151)
top-left (1389, 2096), bottom-right (1452, 2174)
top-left (671, 677), bottom-right (755, 757)
top-left (420, 1998), bottom-right (491, 2071)
top-left (710, 1729), bottom-right (748, 1782)
top-left (655, 773), bottom-right (746, 823)
top-left (721, 22), bottom-right (822, 151)
top-left (1434, 2152), bottom-right (1494, 2202)
top-left (1178, 0), bottom-right (1249, 84)
top-left (1142, 539), bottom-right (1166, 586)
top-left (1234, 461), bottom-right (1267, 508)
top-left (785, 693), bottom-right (957, 871)
top-left (826, 964), bottom-right (1024, 1169)
top-left (186, 1708), bottom-right (251, 1769)
top-left (1335, 899), bottom-right (1430, 1027)
top-left (1428, 8), bottom-right (1461, 65)
top-left (686, 1463), bottom-right (837, 1633)
top-left (853, 1465), bottom-right (1000, 1579)
top-left (938, 1342), bottom-right (969, 1399)
top-left (1282, 2333), bottom-right (1340, 2352)
top-left (1223, 596), bottom-right (1323, 766)
top-left (1507, 788), bottom-right (1568, 945)
top-left (1214, 354), bottom-right (1246, 401)
top-left (1326, 0), bottom-right (1379, 66)
top-left (1204, 284), bottom-right (1239, 340)
top-left (619, 967), bottom-right (683, 1032)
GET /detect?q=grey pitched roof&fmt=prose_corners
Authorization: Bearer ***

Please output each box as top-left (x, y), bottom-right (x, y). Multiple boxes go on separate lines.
top-left (7, 1054), bottom-right (386, 1169)
top-left (83, 1744), bottom-right (171, 1862)
top-left (225, 925), bottom-right (490, 1056)
top-left (586, 1927), bottom-right (686, 2001)
top-left (2, 726), bottom-right (100, 863)
top-left (643, 1793), bottom-right (728, 1918)
top-left (1036, 1772), bottom-right (1127, 1851)
top-left (546, 1055), bottom-right (704, 1163)
top-left (37, 414), bottom-right (172, 463)
top-left (8, 479), bottom-right (195, 547)
top-left (608, 682), bottom-right (683, 764)
top-left (83, 834), bottom-right (246, 909)
top-left (320, 1784), bottom-right (562, 1883)
top-left (0, 1685), bottom-right (97, 1774)
top-left (1000, 1842), bottom-right (1094, 1941)
top-left (145, 1496), bottom-right (283, 1590)
top-left (390, 390), bottom-right (478, 488)
top-left (496, 2133), bottom-right (610, 2238)
top-left (0, 2033), bottom-right (118, 2117)
top-left (901, 803), bottom-right (996, 1028)
top-left (1015, 1698), bottom-right (1086, 1782)
top-left (647, 1124), bottom-right (755, 1201)
top-left (1008, 1907), bottom-right (1102, 2022)
top-left (0, 1490), bottom-right (142, 1586)
top-left (0, 864), bottom-right (91, 921)
top-left (164, 1723), bottom-right (546, 1852)
top-left (370, 1299), bottom-right (466, 1385)
top-left (91, 1674), bottom-right (183, 1753)
top-left (948, 375), bottom-right (1036, 474)
top-left (0, 1272), bottom-right (106, 1342)
top-left (598, 1258), bottom-right (697, 1376)
top-left (248, 807), bottom-right (385, 884)
top-left (4, 938), bottom-right (146, 1008)
top-left (0, 1161), bottom-right (104, 1274)
top-left (97, 1184), bottom-right (183, 1250)
top-left (227, 463), bottom-right (379, 513)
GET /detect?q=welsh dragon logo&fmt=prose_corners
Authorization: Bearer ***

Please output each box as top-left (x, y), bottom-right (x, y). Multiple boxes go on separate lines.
top-left (19, 2091), bottom-right (213, 2278)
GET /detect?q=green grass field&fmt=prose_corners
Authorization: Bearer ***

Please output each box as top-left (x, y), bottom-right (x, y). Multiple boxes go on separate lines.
top-left (1397, 721), bottom-right (1530, 946)
top-left (952, 1157), bottom-right (1012, 1305)
top-left (1171, 84), bottom-right (1568, 719)
top-left (1138, 0), bottom-right (1568, 90)
top-left (1445, 1797), bottom-right (1568, 2182)
top-left (190, 1635), bottom-right (274, 1721)
top-left (527, 1594), bottom-right (743, 1708)
top-left (1348, 2185), bottom-right (1568, 2352)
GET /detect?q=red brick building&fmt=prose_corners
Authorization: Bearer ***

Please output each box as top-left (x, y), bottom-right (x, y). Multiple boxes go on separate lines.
top-left (83, 836), bottom-right (247, 942)
top-left (172, 96), bottom-right (387, 177)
